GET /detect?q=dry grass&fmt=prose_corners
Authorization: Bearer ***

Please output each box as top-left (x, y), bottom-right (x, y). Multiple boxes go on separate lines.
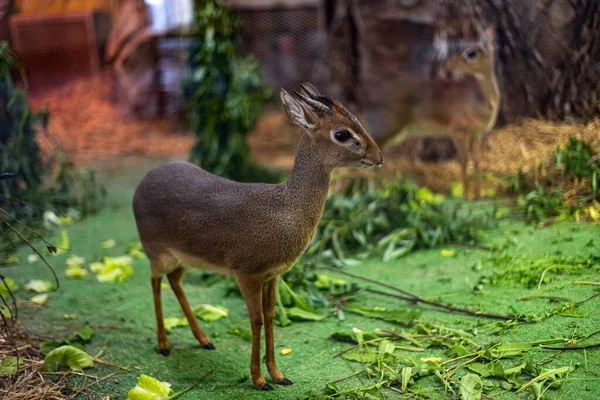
top-left (29, 74), bottom-right (195, 165)
top-left (384, 118), bottom-right (600, 193)
top-left (0, 327), bottom-right (67, 400)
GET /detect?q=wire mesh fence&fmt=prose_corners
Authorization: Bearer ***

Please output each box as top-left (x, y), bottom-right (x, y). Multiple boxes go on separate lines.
top-left (234, 3), bottom-right (328, 92)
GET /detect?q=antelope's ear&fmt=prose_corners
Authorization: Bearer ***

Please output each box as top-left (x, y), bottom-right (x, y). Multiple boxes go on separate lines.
top-left (482, 26), bottom-right (495, 49)
top-left (280, 89), bottom-right (318, 132)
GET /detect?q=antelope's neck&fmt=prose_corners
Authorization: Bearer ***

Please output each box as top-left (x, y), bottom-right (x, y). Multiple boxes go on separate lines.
top-left (475, 68), bottom-right (501, 115)
top-left (283, 134), bottom-right (331, 229)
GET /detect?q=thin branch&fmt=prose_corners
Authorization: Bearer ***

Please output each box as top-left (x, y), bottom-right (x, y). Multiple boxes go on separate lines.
top-left (574, 281), bottom-right (600, 286)
top-left (540, 343), bottom-right (600, 351)
top-left (0, 207), bottom-right (68, 251)
top-left (1, 218), bottom-right (59, 288)
top-left (366, 288), bottom-right (525, 321)
top-left (332, 369), bottom-right (364, 384)
top-left (316, 266), bottom-right (525, 321)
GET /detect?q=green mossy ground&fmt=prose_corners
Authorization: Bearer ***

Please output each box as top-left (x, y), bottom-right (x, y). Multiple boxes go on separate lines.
top-left (5, 158), bottom-right (600, 399)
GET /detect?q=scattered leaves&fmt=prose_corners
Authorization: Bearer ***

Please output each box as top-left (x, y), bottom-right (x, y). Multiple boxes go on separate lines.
top-left (42, 345), bottom-right (94, 372)
top-left (193, 304), bottom-right (229, 322)
top-left (101, 239), bottom-right (116, 249)
top-left (344, 304), bottom-right (421, 325)
top-left (30, 293), bottom-right (49, 305)
top-left (163, 317), bottom-right (189, 333)
top-left (0, 277), bottom-right (17, 297)
top-left (24, 279), bottom-right (53, 293)
top-left (227, 326), bottom-right (251, 341)
top-left (0, 356), bottom-right (19, 376)
top-left (127, 374), bottom-right (172, 400)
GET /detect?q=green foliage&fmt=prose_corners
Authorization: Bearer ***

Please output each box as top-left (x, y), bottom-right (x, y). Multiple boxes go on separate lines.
top-left (311, 323), bottom-right (582, 399)
top-left (0, 41), bottom-right (103, 223)
top-left (0, 356), bottom-right (19, 376)
top-left (507, 137), bottom-right (600, 223)
top-left (42, 345), bottom-right (94, 372)
top-left (307, 176), bottom-right (490, 264)
top-left (39, 325), bottom-right (96, 355)
top-left (182, 0), bottom-right (277, 183)
top-left (474, 253), bottom-right (600, 291)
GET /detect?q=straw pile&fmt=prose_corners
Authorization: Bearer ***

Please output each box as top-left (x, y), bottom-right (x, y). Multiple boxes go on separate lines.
top-left (29, 74), bottom-right (195, 165)
top-left (0, 329), bottom-right (66, 400)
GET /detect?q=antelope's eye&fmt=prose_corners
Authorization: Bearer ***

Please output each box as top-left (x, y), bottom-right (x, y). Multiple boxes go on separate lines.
top-left (463, 48), bottom-right (480, 63)
top-left (334, 130), bottom-right (352, 142)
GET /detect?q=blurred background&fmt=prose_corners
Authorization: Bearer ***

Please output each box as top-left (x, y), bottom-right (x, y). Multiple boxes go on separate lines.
top-left (1, 1), bottom-right (600, 398)
top-left (1, 0), bottom-right (598, 191)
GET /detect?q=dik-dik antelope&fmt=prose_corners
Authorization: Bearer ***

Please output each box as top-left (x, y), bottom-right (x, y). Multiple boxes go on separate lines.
top-left (132, 84), bottom-right (383, 390)
top-left (365, 27), bottom-right (500, 200)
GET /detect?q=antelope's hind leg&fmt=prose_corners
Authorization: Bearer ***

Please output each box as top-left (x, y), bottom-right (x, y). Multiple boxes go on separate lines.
top-left (167, 267), bottom-right (214, 349)
top-left (150, 271), bottom-right (170, 356)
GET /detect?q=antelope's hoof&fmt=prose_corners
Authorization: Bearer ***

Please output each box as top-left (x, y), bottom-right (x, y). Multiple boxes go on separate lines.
top-left (258, 383), bottom-right (274, 391)
top-left (159, 348), bottom-right (170, 356)
top-left (276, 378), bottom-right (293, 385)
top-left (202, 343), bottom-right (216, 350)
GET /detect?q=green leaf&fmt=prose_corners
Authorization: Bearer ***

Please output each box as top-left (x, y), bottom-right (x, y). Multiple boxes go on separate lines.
top-left (66, 255), bottom-right (85, 267)
top-left (0, 356), bottom-right (19, 376)
top-left (24, 279), bottom-right (53, 294)
top-left (127, 242), bottom-right (146, 259)
top-left (341, 347), bottom-right (378, 363)
top-left (66, 263), bottom-right (88, 279)
top-left (467, 361), bottom-right (505, 378)
top-left (127, 374), bottom-right (172, 400)
top-left (52, 231), bottom-right (70, 255)
top-left (0, 306), bottom-right (12, 318)
top-left (101, 239), bottom-right (116, 249)
top-left (440, 249), bottom-right (456, 257)
top-left (401, 366), bottom-right (412, 393)
top-left (95, 256), bottom-right (134, 283)
top-left (164, 317), bottom-right (189, 333)
top-left (30, 293), bottom-right (49, 305)
top-left (0, 277), bottom-right (18, 298)
top-left (490, 342), bottom-right (533, 358)
top-left (43, 345), bottom-right (94, 372)
top-left (227, 326), bottom-right (251, 341)
top-left (193, 304), bottom-right (229, 322)
top-left (77, 326), bottom-right (95, 342)
top-left (459, 373), bottom-right (483, 400)
top-left (286, 307), bottom-right (325, 322)
top-left (517, 366), bottom-right (575, 395)
top-left (278, 279), bottom-right (315, 312)
top-left (345, 305), bottom-right (421, 325)
top-left (330, 331), bottom-right (357, 344)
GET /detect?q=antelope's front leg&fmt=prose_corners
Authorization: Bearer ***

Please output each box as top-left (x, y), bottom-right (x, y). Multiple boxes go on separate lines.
top-left (263, 277), bottom-right (293, 385)
top-left (237, 275), bottom-right (272, 390)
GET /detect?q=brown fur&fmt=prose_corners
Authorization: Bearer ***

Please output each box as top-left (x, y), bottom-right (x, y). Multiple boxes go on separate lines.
top-left (132, 83), bottom-right (382, 390)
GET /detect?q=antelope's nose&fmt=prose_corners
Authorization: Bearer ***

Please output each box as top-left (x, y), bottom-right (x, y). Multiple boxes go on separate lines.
top-left (373, 150), bottom-right (384, 167)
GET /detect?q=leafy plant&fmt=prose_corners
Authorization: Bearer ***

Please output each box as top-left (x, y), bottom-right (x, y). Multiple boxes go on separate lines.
top-left (0, 40), bottom-right (104, 266)
top-left (306, 175), bottom-right (490, 264)
top-left (181, 0), bottom-right (277, 183)
top-left (506, 137), bottom-right (600, 223)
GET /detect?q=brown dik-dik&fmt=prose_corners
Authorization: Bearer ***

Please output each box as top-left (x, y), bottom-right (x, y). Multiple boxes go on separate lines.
top-left (364, 26), bottom-right (500, 200)
top-left (132, 84), bottom-right (383, 390)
